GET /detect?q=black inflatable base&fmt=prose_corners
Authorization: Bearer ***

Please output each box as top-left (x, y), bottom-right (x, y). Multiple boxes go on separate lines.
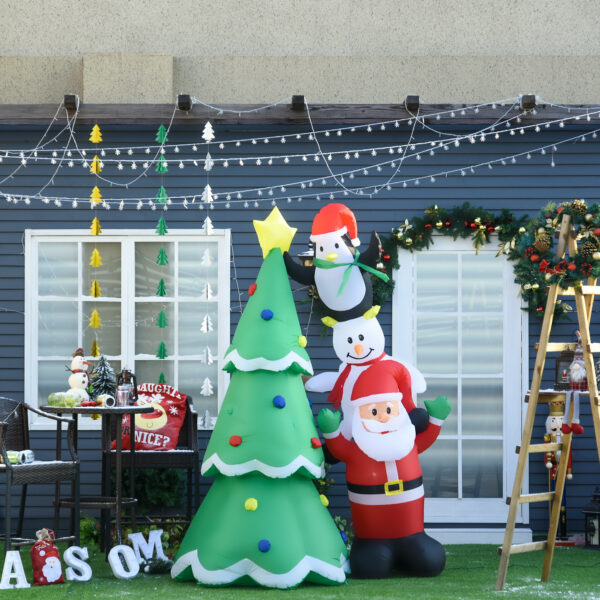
top-left (349, 531), bottom-right (446, 578)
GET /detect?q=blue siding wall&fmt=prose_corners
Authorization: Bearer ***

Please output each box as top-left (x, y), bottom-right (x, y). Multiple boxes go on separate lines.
top-left (1, 121), bottom-right (599, 536)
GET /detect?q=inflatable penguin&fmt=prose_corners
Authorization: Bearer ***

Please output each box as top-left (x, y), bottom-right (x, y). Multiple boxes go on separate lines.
top-left (283, 203), bottom-right (387, 322)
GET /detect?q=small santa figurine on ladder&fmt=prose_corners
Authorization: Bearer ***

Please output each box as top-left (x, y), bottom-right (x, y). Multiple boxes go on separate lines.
top-left (562, 331), bottom-right (586, 435)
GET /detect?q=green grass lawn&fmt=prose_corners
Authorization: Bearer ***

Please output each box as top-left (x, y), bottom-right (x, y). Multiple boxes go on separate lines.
top-left (3, 544), bottom-right (599, 599)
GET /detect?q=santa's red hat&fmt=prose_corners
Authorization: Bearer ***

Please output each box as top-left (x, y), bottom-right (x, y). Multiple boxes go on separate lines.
top-left (310, 203), bottom-right (360, 247)
top-left (350, 362), bottom-right (406, 407)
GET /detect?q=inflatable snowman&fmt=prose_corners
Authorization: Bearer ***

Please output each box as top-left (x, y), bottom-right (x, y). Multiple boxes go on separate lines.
top-left (284, 203), bottom-right (387, 322)
top-left (306, 306), bottom-right (429, 439)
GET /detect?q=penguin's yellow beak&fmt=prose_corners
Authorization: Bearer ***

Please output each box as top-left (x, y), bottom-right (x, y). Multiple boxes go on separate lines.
top-left (325, 252), bottom-right (338, 262)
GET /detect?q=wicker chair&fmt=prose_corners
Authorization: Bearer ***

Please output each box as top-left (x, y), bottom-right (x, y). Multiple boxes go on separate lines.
top-left (0, 397), bottom-right (79, 553)
top-left (104, 394), bottom-right (200, 522)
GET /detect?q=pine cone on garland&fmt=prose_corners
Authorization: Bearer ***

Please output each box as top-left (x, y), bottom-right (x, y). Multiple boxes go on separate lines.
top-left (534, 232), bottom-right (552, 253)
top-left (580, 239), bottom-right (598, 258)
top-left (571, 199), bottom-right (588, 215)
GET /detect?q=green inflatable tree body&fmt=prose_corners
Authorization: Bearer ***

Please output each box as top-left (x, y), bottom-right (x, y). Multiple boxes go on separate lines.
top-left (172, 235), bottom-right (348, 587)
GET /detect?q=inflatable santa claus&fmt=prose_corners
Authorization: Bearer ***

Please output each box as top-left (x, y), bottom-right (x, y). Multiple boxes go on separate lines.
top-left (318, 361), bottom-right (450, 578)
top-left (283, 203), bottom-right (388, 322)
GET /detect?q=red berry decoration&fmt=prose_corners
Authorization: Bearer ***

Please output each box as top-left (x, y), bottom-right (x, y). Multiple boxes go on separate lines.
top-left (530, 254), bottom-right (540, 263)
top-left (594, 228), bottom-right (600, 236)
top-left (310, 437), bottom-right (322, 449)
top-left (229, 435), bottom-right (242, 447)
top-left (382, 253), bottom-right (391, 262)
top-left (444, 221), bottom-right (451, 227)
top-left (568, 262), bottom-right (577, 271)
top-left (425, 223), bottom-right (432, 229)
top-left (470, 222), bottom-right (477, 229)
top-left (248, 283), bottom-right (257, 296)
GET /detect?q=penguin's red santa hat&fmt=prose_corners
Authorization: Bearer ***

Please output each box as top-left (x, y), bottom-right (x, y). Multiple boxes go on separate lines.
top-left (350, 361), bottom-right (406, 408)
top-left (310, 203), bottom-right (361, 247)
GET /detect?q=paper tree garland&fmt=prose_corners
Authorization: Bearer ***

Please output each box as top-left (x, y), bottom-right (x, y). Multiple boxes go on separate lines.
top-left (203, 347), bottom-right (214, 365)
top-left (156, 342), bottom-right (168, 359)
top-left (156, 310), bottom-right (168, 328)
top-left (89, 248), bottom-right (103, 267)
top-left (156, 248), bottom-right (169, 266)
top-left (156, 185), bottom-right (168, 204)
top-left (90, 155), bottom-right (102, 174)
top-left (201, 216), bottom-right (214, 235)
top-left (90, 339), bottom-right (100, 358)
top-left (204, 152), bottom-right (214, 172)
top-left (158, 372), bottom-right (166, 384)
top-left (156, 217), bottom-right (168, 236)
top-left (155, 124), bottom-right (168, 144)
top-left (201, 283), bottom-right (213, 300)
top-left (90, 280), bottom-right (101, 298)
top-left (200, 314), bottom-right (213, 333)
top-left (202, 121), bottom-right (215, 142)
top-left (155, 156), bottom-right (168, 174)
top-left (89, 310), bottom-right (102, 328)
top-left (156, 279), bottom-right (167, 296)
top-left (89, 124), bottom-right (103, 144)
top-left (201, 248), bottom-right (211, 266)
top-left (90, 186), bottom-right (102, 206)
top-left (201, 184), bottom-right (213, 205)
top-left (171, 207), bottom-right (348, 588)
top-left (200, 377), bottom-right (214, 397)
top-left (90, 217), bottom-right (102, 236)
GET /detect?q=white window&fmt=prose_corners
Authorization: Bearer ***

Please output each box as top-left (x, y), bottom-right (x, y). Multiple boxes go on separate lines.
top-left (24, 229), bottom-right (230, 430)
top-left (393, 237), bottom-right (529, 526)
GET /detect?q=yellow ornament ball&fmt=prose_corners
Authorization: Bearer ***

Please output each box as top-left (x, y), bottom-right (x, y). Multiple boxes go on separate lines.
top-left (518, 227), bottom-right (526, 234)
top-left (244, 498), bottom-right (258, 511)
top-left (586, 213), bottom-right (594, 222)
top-left (537, 227), bottom-right (546, 234)
top-left (593, 251), bottom-right (600, 261)
top-left (298, 335), bottom-right (307, 348)
top-left (320, 494), bottom-right (329, 507)
top-left (545, 273), bottom-right (552, 281)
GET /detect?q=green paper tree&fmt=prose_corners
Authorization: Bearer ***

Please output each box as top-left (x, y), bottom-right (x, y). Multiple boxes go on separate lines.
top-left (155, 124), bottom-right (168, 144)
top-left (172, 247), bottom-right (348, 588)
top-left (156, 186), bottom-right (169, 204)
top-left (156, 278), bottom-right (167, 296)
top-left (156, 216), bottom-right (168, 236)
top-left (155, 155), bottom-right (168, 174)
top-left (158, 372), bottom-right (166, 384)
top-left (156, 310), bottom-right (168, 328)
top-left (156, 341), bottom-right (168, 359)
top-left (156, 248), bottom-right (169, 266)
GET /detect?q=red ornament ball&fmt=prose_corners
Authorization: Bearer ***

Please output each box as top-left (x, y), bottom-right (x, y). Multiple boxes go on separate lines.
top-left (567, 262), bottom-right (577, 271)
top-left (470, 223), bottom-right (477, 229)
top-left (229, 435), bottom-right (242, 447)
top-left (425, 223), bottom-right (432, 229)
top-left (530, 254), bottom-right (540, 263)
top-left (444, 221), bottom-right (451, 227)
top-left (310, 437), bottom-right (322, 449)
top-left (594, 228), bottom-right (600, 236)
top-left (248, 283), bottom-right (257, 296)
top-left (382, 253), bottom-right (391, 262)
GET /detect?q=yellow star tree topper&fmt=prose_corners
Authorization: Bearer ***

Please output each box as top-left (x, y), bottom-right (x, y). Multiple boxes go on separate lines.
top-left (253, 207), bottom-right (297, 258)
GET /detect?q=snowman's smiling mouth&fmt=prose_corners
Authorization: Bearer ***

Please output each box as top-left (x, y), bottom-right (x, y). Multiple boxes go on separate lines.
top-left (346, 347), bottom-right (374, 360)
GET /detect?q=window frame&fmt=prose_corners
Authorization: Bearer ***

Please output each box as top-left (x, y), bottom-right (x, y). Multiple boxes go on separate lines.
top-left (24, 228), bottom-right (231, 431)
top-left (392, 235), bottom-right (530, 525)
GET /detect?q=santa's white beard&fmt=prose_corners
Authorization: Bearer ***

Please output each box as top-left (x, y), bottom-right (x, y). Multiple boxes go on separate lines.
top-left (570, 360), bottom-right (586, 382)
top-left (351, 407), bottom-right (416, 462)
top-left (42, 557), bottom-right (62, 582)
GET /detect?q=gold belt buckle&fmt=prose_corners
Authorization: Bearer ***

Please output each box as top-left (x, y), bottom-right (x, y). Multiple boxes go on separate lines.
top-left (384, 479), bottom-right (404, 496)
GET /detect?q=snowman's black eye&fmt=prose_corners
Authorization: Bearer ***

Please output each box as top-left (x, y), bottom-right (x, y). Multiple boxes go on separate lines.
top-left (335, 243), bottom-right (339, 248)
top-left (319, 246), bottom-right (323, 252)
top-left (372, 408), bottom-right (377, 416)
top-left (358, 334), bottom-right (364, 341)
top-left (347, 337), bottom-right (352, 344)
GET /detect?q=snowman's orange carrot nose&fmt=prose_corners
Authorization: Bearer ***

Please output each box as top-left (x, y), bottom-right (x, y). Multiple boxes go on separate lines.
top-left (354, 344), bottom-right (364, 356)
top-left (325, 252), bottom-right (338, 262)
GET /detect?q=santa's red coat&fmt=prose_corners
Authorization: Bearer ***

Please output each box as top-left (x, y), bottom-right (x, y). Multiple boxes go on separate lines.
top-left (324, 419), bottom-right (442, 539)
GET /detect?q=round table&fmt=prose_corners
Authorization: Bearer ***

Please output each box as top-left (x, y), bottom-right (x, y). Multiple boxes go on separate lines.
top-left (41, 404), bottom-right (154, 552)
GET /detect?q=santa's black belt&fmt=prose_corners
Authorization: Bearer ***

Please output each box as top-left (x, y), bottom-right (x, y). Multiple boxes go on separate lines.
top-left (347, 476), bottom-right (423, 496)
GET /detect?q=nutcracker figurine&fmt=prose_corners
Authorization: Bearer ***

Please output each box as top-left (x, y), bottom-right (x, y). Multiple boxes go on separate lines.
top-left (544, 397), bottom-right (572, 481)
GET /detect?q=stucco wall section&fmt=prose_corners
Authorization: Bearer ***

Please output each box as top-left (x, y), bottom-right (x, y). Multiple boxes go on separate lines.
top-left (83, 53), bottom-right (173, 103)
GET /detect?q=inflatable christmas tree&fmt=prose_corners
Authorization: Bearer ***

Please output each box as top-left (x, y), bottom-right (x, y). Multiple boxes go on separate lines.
top-left (171, 208), bottom-right (348, 588)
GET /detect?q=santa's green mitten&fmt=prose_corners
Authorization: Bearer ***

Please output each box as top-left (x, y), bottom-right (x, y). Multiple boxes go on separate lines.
top-left (318, 408), bottom-right (342, 434)
top-left (424, 395), bottom-right (451, 421)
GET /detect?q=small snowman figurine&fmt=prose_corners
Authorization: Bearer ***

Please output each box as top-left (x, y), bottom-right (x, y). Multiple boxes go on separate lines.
top-left (67, 348), bottom-right (91, 403)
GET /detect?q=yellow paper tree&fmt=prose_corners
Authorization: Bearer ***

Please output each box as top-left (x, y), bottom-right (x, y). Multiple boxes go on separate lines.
top-left (89, 248), bottom-right (103, 267)
top-left (90, 217), bottom-right (102, 236)
top-left (90, 155), bottom-right (102, 174)
top-left (90, 186), bottom-right (102, 206)
top-left (89, 309), bottom-right (102, 328)
top-left (90, 280), bottom-right (102, 298)
top-left (90, 339), bottom-right (100, 357)
top-left (89, 124), bottom-right (103, 144)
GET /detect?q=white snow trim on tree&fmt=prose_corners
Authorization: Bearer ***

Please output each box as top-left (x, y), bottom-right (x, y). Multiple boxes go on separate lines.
top-left (201, 453), bottom-right (324, 479)
top-left (171, 550), bottom-right (348, 588)
top-left (224, 349), bottom-right (313, 375)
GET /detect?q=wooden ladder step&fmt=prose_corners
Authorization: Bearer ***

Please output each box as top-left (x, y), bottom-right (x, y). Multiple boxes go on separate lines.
top-left (534, 342), bottom-right (600, 352)
top-left (516, 443), bottom-right (562, 454)
top-left (497, 541), bottom-right (548, 556)
top-left (519, 492), bottom-right (555, 504)
top-left (558, 286), bottom-right (600, 296)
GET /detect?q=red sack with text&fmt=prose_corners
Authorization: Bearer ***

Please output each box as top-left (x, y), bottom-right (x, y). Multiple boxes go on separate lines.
top-left (111, 384), bottom-right (188, 451)
top-left (30, 529), bottom-right (64, 586)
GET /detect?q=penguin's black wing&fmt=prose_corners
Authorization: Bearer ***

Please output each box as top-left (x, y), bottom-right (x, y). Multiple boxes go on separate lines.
top-left (283, 251), bottom-right (315, 285)
top-left (359, 230), bottom-right (382, 268)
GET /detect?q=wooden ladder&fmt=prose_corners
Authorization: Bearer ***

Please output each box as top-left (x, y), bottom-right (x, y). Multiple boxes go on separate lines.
top-left (496, 213), bottom-right (600, 590)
